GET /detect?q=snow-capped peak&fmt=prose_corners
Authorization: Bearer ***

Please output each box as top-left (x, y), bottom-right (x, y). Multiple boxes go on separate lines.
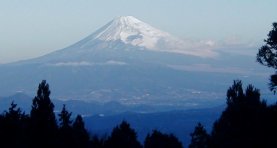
top-left (91, 16), bottom-right (171, 49)
top-left (70, 16), bottom-right (218, 58)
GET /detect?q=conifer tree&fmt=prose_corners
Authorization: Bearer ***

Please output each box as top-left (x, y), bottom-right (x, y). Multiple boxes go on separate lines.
top-left (30, 80), bottom-right (57, 147)
top-left (72, 114), bottom-right (89, 148)
top-left (105, 121), bottom-right (142, 148)
top-left (144, 130), bottom-right (183, 148)
top-left (58, 104), bottom-right (74, 147)
top-left (189, 123), bottom-right (210, 148)
top-left (1, 102), bottom-right (29, 147)
top-left (211, 80), bottom-right (268, 147)
top-left (257, 22), bottom-right (277, 92)
top-left (90, 136), bottom-right (106, 148)
top-left (73, 115), bottom-right (86, 130)
top-left (58, 104), bottom-right (72, 129)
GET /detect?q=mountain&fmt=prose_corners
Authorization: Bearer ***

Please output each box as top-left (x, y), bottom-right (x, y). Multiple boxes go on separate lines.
top-left (0, 16), bottom-right (273, 109)
top-left (72, 16), bottom-right (216, 57)
top-left (25, 16), bottom-right (216, 64)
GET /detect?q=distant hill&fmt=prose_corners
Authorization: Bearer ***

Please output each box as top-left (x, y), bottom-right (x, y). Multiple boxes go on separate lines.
top-left (0, 92), bottom-right (224, 146)
top-left (0, 93), bottom-right (222, 115)
top-left (84, 106), bottom-right (224, 147)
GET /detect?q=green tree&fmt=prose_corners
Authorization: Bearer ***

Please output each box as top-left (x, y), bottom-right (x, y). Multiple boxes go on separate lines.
top-left (144, 130), bottom-right (183, 148)
top-left (189, 123), bottom-right (210, 148)
top-left (257, 22), bottom-right (277, 92)
top-left (105, 121), bottom-right (142, 148)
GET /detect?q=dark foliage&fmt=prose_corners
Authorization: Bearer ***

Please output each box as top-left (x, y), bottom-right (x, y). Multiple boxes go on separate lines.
top-left (257, 22), bottom-right (277, 92)
top-left (211, 80), bottom-right (276, 148)
top-left (3, 77), bottom-right (277, 148)
top-left (0, 80), bottom-right (91, 147)
top-left (189, 123), bottom-right (210, 148)
top-left (1, 78), bottom-right (182, 148)
top-left (58, 104), bottom-right (74, 147)
top-left (188, 79), bottom-right (277, 147)
top-left (30, 80), bottom-right (58, 147)
top-left (72, 114), bottom-right (90, 148)
top-left (0, 102), bottom-right (29, 148)
top-left (59, 104), bottom-right (72, 129)
top-left (105, 121), bottom-right (142, 148)
top-left (90, 136), bottom-right (106, 148)
top-left (144, 130), bottom-right (183, 148)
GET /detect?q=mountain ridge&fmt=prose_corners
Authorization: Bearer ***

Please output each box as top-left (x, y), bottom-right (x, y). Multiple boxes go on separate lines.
top-left (18, 16), bottom-right (217, 65)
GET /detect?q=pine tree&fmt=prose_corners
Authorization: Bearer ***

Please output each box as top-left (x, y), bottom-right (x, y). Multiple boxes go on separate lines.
top-left (189, 123), bottom-right (210, 148)
top-left (31, 80), bottom-right (56, 129)
top-left (58, 104), bottom-right (72, 129)
top-left (72, 115), bottom-right (89, 148)
top-left (105, 121), bottom-right (142, 148)
top-left (73, 115), bottom-right (86, 130)
top-left (0, 101), bottom-right (29, 147)
top-left (211, 80), bottom-right (268, 147)
top-left (58, 104), bottom-right (74, 147)
top-left (266, 103), bottom-right (277, 147)
top-left (257, 22), bottom-right (277, 92)
top-left (144, 130), bottom-right (183, 148)
top-left (30, 80), bottom-right (57, 147)
top-left (90, 135), bottom-right (106, 148)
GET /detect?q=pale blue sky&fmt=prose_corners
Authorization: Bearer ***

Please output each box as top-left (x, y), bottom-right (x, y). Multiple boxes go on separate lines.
top-left (0, 0), bottom-right (276, 63)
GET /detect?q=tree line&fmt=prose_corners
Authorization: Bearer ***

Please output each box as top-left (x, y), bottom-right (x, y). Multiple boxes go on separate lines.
top-left (0, 80), bottom-right (182, 148)
top-left (188, 22), bottom-right (277, 148)
top-left (189, 22), bottom-right (277, 148)
top-left (0, 22), bottom-right (277, 147)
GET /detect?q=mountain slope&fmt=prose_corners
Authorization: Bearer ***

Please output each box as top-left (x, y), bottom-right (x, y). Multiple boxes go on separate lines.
top-left (22, 16), bottom-right (216, 64)
top-left (0, 16), bottom-right (273, 108)
top-left (74, 16), bottom-right (216, 57)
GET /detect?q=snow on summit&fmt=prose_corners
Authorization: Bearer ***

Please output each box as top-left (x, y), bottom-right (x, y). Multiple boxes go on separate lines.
top-left (37, 16), bottom-right (218, 61)
top-left (77, 16), bottom-right (218, 57)
top-left (93, 16), bottom-right (171, 49)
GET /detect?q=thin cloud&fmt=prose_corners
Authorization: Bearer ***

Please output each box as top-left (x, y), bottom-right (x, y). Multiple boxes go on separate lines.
top-left (47, 60), bottom-right (127, 67)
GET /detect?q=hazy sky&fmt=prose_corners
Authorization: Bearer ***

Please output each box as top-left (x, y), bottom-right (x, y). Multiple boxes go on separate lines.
top-left (0, 0), bottom-right (276, 63)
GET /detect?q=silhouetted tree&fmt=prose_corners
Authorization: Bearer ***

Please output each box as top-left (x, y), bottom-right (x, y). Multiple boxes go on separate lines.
top-left (0, 114), bottom-right (5, 146)
top-left (189, 123), bottom-right (210, 148)
top-left (0, 81), bottom-right (100, 147)
top-left (90, 135), bottom-right (106, 148)
top-left (257, 22), bottom-right (277, 92)
top-left (59, 104), bottom-right (72, 129)
top-left (72, 114), bottom-right (89, 148)
top-left (211, 80), bottom-right (270, 147)
top-left (105, 121), bottom-right (142, 148)
top-left (0, 101), bottom-right (29, 148)
top-left (30, 80), bottom-right (57, 147)
top-left (58, 104), bottom-right (74, 147)
top-left (144, 130), bottom-right (183, 148)
top-left (264, 103), bottom-right (277, 147)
